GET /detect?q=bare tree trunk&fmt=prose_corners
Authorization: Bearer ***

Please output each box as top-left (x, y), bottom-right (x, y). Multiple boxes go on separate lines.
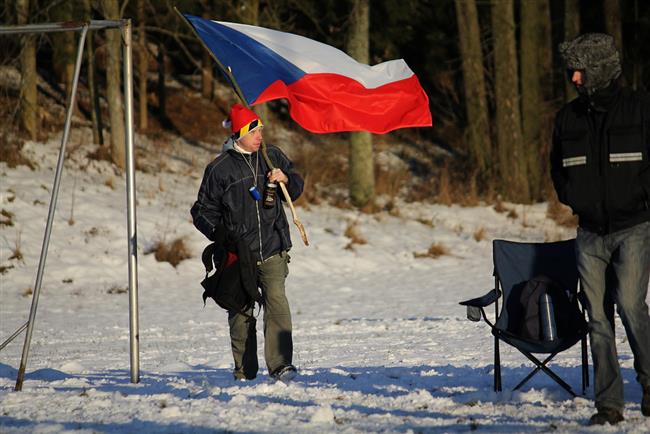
top-left (201, 36), bottom-right (214, 99)
top-left (199, 2), bottom-right (215, 99)
top-left (564, 0), bottom-right (580, 102)
top-left (537, 0), bottom-right (555, 195)
top-left (347, 0), bottom-right (374, 208)
top-left (239, 0), bottom-right (267, 121)
top-left (102, 0), bottom-right (126, 169)
top-left (51, 1), bottom-right (75, 95)
top-left (455, 0), bottom-right (492, 183)
top-left (538, 0), bottom-right (553, 99)
top-left (157, 42), bottom-right (166, 122)
top-left (604, 0), bottom-right (623, 84)
top-left (632, 0), bottom-right (639, 90)
top-left (17, 0), bottom-right (38, 140)
top-left (84, 0), bottom-right (103, 145)
top-left (492, 0), bottom-right (529, 202)
top-left (604, 0), bottom-right (623, 51)
top-left (137, 0), bottom-right (148, 130)
top-left (520, 0), bottom-right (543, 200)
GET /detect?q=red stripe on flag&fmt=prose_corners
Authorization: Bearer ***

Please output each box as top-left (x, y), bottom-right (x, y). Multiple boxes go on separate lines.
top-left (253, 74), bottom-right (431, 134)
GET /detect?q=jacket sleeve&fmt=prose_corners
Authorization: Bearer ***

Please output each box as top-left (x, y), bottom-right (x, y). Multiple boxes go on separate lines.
top-left (550, 112), bottom-right (569, 205)
top-left (272, 147), bottom-right (304, 201)
top-left (190, 162), bottom-right (227, 242)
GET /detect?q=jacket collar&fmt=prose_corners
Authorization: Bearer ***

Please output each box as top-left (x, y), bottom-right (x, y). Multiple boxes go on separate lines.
top-left (580, 81), bottom-right (621, 112)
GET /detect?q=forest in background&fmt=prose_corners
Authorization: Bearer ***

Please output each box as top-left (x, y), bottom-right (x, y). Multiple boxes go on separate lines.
top-left (1, 0), bottom-right (649, 209)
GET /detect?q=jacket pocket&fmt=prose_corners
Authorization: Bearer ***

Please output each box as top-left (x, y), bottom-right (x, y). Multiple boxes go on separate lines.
top-left (608, 125), bottom-right (644, 167)
top-left (607, 125), bottom-right (647, 215)
top-left (560, 131), bottom-right (592, 214)
top-left (560, 131), bottom-right (589, 169)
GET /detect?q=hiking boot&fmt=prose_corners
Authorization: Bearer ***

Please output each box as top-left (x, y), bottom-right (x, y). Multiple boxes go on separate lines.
top-left (271, 364), bottom-right (297, 382)
top-left (233, 370), bottom-right (256, 381)
top-left (588, 408), bottom-right (624, 426)
top-left (642, 386), bottom-right (650, 417)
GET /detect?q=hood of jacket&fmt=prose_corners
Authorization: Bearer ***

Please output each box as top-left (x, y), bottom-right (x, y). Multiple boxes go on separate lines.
top-left (559, 33), bottom-right (621, 97)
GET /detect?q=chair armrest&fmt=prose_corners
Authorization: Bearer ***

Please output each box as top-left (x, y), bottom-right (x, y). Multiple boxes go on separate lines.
top-left (459, 289), bottom-right (500, 308)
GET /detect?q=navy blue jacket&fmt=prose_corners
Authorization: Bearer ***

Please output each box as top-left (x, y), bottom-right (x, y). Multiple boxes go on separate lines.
top-left (191, 144), bottom-right (303, 261)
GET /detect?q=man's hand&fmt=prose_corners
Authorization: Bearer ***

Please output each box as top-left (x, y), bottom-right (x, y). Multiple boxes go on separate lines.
top-left (267, 168), bottom-right (288, 184)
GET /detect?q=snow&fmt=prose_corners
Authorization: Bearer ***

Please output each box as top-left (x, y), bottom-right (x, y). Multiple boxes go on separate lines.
top-left (1, 132), bottom-right (649, 433)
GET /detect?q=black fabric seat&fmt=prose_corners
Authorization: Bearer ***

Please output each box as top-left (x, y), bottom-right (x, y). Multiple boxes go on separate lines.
top-left (460, 239), bottom-right (589, 396)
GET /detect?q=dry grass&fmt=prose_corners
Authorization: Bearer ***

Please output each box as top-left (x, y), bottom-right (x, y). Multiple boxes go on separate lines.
top-left (291, 144), bottom-right (348, 206)
top-left (0, 265), bottom-right (14, 275)
top-left (507, 209), bottom-right (519, 219)
top-left (414, 242), bottom-right (449, 259)
top-left (416, 218), bottom-right (434, 227)
top-left (546, 195), bottom-right (578, 228)
top-left (147, 237), bottom-right (192, 267)
top-left (104, 176), bottom-right (116, 190)
top-left (9, 230), bottom-right (23, 262)
top-left (107, 285), bottom-right (128, 295)
top-left (493, 198), bottom-right (508, 213)
top-left (0, 209), bottom-right (14, 227)
top-left (87, 145), bottom-right (112, 163)
top-left (374, 163), bottom-right (410, 201)
top-left (473, 227), bottom-right (487, 242)
top-left (344, 222), bottom-right (367, 250)
top-left (406, 162), bottom-right (482, 206)
top-left (0, 137), bottom-right (36, 169)
top-left (436, 164), bottom-right (452, 205)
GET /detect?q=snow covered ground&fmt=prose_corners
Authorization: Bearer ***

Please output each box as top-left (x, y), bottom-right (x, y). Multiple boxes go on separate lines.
top-left (1, 133), bottom-right (649, 433)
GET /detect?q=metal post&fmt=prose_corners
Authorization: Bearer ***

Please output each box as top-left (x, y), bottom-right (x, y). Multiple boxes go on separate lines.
top-left (15, 25), bottom-right (89, 391)
top-left (122, 19), bottom-right (140, 384)
top-left (0, 322), bottom-right (28, 351)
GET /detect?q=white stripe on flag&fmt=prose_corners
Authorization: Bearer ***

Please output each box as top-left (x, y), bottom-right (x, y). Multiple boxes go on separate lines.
top-left (217, 21), bottom-right (414, 89)
top-left (563, 156), bottom-right (587, 167)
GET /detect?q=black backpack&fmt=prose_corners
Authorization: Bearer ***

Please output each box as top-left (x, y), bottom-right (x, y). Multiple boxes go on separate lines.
top-left (200, 242), bottom-right (262, 316)
top-left (517, 275), bottom-right (583, 341)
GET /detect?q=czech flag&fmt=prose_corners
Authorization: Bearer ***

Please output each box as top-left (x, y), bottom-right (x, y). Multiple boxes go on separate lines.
top-left (183, 14), bottom-right (432, 134)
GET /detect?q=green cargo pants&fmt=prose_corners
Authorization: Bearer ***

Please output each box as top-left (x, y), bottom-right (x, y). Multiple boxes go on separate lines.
top-left (228, 251), bottom-right (293, 380)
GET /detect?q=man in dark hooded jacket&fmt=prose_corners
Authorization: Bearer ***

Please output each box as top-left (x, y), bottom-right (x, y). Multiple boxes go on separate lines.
top-left (551, 33), bottom-right (650, 425)
top-left (191, 104), bottom-right (304, 382)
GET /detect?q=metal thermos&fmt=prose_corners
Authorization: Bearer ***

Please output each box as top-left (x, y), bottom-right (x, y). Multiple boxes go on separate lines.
top-left (539, 292), bottom-right (557, 341)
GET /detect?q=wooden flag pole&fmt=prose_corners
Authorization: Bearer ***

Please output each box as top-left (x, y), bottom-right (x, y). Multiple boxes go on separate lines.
top-left (174, 8), bottom-right (309, 246)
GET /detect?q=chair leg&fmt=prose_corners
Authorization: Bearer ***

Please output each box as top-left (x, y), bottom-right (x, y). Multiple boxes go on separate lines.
top-left (513, 353), bottom-right (555, 391)
top-left (494, 336), bottom-right (501, 392)
top-left (519, 350), bottom-right (577, 397)
top-left (581, 335), bottom-right (589, 393)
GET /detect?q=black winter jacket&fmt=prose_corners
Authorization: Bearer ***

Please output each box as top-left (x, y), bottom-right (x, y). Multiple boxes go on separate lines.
top-left (550, 85), bottom-right (650, 234)
top-left (191, 144), bottom-right (304, 261)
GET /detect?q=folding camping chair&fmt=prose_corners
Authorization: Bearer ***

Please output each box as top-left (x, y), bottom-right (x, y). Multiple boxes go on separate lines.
top-left (460, 239), bottom-right (589, 396)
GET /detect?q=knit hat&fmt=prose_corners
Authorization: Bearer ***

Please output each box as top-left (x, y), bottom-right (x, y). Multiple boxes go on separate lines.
top-left (222, 103), bottom-right (263, 140)
top-left (559, 33), bottom-right (621, 96)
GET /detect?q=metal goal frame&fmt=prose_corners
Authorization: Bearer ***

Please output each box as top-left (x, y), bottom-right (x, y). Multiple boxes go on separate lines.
top-left (0, 19), bottom-right (140, 391)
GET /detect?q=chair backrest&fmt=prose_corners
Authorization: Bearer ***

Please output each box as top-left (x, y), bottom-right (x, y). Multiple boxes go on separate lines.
top-left (493, 239), bottom-right (578, 333)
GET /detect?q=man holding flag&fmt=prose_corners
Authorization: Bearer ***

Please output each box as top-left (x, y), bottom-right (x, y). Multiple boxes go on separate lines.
top-left (182, 10), bottom-right (431, 382)
top-left (191, 104), bottom-right (304, 381)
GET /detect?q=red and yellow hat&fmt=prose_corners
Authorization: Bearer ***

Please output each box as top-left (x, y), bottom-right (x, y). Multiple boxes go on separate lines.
top-left (224, 104), bottom-right (263, 140)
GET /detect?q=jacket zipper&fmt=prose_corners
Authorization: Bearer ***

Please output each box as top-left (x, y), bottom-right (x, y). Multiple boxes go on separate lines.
top-left (255, 196), bottom-right (263, 261)
top-left (588, 106), bottom-right (608, 233)
top-left (255, 155), bottom-right (263, 261)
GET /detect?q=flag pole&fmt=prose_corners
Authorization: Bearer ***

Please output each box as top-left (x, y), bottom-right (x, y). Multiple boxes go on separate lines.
top-left (174, 8), bottom-right (309, 246)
